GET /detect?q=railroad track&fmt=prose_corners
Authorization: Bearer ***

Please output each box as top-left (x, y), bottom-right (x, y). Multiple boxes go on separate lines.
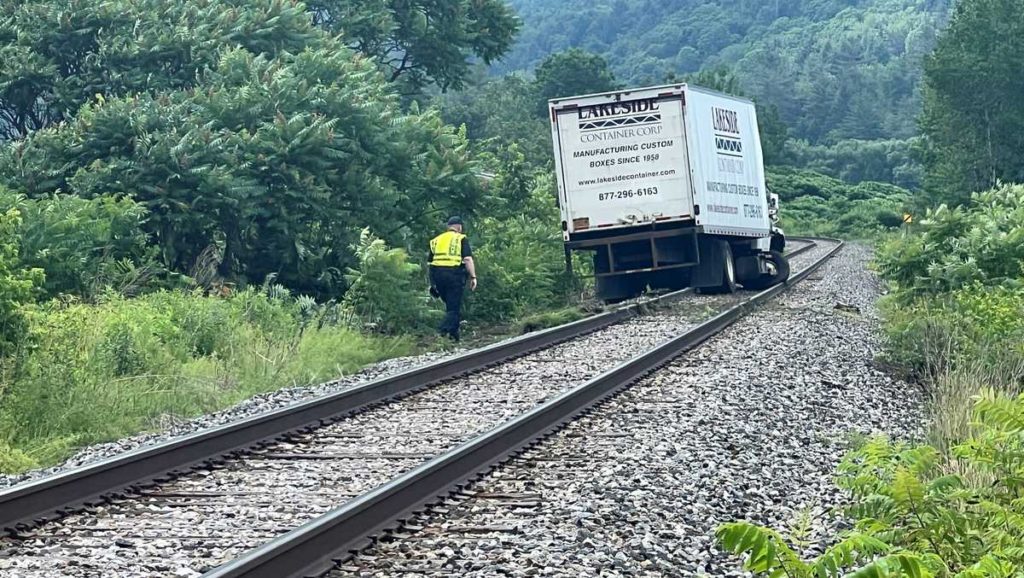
top-left (0, 238), bottom-right (840, 578)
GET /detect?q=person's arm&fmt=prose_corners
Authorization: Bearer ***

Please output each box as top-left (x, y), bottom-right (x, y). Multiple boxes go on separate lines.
top-left (464, 256), bottom-right (477, 290)
top-left (462, 237), bottom-right (477, 291)
top-left (426, 245), bottom-right (437, 295)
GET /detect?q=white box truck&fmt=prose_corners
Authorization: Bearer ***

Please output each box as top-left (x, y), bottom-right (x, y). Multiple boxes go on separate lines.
top-left (549, 84), bottom-right (788, 301)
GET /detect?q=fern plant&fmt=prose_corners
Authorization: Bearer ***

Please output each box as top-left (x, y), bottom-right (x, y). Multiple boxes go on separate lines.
top-left (716, 522), bottom-right (926, 578)
top-left (342, 228), bottom-right (437, 335)
top-left (717, 389), bottom-right (1024, 577)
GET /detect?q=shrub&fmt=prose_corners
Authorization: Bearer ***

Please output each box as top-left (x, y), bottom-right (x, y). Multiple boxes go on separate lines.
top-left (342, 228), bottom-right (436, 335)
top-left (880, 285), bottom-right (1024, 378)
top-left (718, 389), bottom-right (1024, 577)
top-left (465, 172), bottom-right (576, 322)
top-left (875, 184), bottom-right (1024, 300)
top-left (768, 167), bottom-right (913, 239)
top-left (466, 215), bottom-right (571, 322)
top-left (0, 208), bottom-right (44, 357)
top-left (0, 441), bottom-right (36, 473)
top-left (879, 284), bottom-right (1024, 454)
top-left (0, 187), bottom-right (163, 300)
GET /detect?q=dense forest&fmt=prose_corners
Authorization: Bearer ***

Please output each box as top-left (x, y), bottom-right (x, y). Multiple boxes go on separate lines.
top-left (497, 0), bottom-right (952, 188)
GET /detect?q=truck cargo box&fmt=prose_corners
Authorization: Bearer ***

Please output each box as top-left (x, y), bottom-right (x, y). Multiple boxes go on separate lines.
top-left (548, 84), bottom-right (787, 302)
top-left (549, 85), bottom-right (770, 239)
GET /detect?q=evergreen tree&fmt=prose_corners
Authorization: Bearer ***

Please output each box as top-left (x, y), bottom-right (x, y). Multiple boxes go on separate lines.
top-left (919, 0), bottom-right (1024, 203)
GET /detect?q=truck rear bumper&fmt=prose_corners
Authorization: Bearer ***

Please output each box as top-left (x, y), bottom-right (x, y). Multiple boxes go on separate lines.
top-left (567, 227), bottom-right (699, 278)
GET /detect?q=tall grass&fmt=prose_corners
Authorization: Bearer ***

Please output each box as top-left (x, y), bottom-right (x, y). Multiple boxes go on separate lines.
top-left (0, 289), bottom-right (413, 473)
top-left (881, 285), bottom-right (1024, 452)
top-left (925, 342), bottom-right (1024, 451)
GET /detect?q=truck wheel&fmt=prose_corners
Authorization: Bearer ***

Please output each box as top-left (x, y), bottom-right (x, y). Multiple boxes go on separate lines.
top-left (743, 250), bottom-right (790, 290)
top-left (770, 231), bottom-right (786, 253)
top-left (697, 241), bottom-right (737, 294)
top-left (718, 243), bottom-right (738, 293)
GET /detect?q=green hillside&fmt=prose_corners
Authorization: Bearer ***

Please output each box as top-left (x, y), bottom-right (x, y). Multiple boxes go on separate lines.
top-left (498, 0), bottom-right (951, 150)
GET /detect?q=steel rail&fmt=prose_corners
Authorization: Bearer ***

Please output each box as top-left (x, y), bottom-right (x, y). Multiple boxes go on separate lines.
top-left (203, 239), bottom-right (842, 578)
top-left (0, 239), bottom-right (815, 533)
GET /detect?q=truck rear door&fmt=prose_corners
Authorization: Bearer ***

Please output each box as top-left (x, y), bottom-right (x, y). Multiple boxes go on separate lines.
top-left (551, 93), bottom-right (694, 236)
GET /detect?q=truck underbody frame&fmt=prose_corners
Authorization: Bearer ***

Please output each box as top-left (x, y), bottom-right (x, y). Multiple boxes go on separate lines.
top-left (565, 226), bottom-right (699, 278)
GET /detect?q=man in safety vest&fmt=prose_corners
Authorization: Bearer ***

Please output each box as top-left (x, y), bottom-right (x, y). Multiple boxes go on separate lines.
top-left (428, 216), bottom-right (477, 341)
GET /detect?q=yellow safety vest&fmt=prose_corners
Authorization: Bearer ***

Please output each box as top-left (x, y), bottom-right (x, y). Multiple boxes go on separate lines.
top-left (429, 230), bottom-right (465, 267)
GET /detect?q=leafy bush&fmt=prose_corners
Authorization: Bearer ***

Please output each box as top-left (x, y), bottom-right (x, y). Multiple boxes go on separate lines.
top-left (880, 284), bottom-right (1024, 455)
top-left (467, 215), bottom-right (571, 322)
top-left (0, 288), bottom-right (413, 473)
top-left (465, 171), bottom-right (577, 322)
top-left (875, 184), bottom-right (1024, 300)
top-left (768, 167), bottom-right (912, 239)
top-left (2, 42), bottom-right (482, 298)
top-left (0, 441), bottom-right (35, 473)
top-left (718, 389), bottom-right (1024, 577)
top-left (881, 285), bottom-right (1024, 378)
top-left (0, 208), bottom-right (44, 357)
top-left (0, 188), bottom-right (162, 299)
top-left (342, 228), bottom-right (436, 335)
top-left (874, 183), bottom-right (1024, 452)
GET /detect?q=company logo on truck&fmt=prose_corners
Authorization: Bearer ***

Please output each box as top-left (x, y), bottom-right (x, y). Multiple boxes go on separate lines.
top-left (712, 107), bottom-right (740, 134)
top-left (712, 106), bottom-right (743, 157)
top-left (578, 98), bottom-right (661, 130)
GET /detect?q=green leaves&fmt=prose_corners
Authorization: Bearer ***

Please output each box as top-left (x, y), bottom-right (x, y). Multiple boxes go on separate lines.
top-left (812, 535), bottom-right (894, 576)
top-left (341, 228), bottom-right (436, 334)
top-left (533, 48), bottom-right (618, 114)
top-left (847, 554), bottom-right (933, 578)
top-left (0, 3), bottom-right (484, 298)
top-left (0, 206), bottom-right (44, 357)
top-left (0, 0), bottom-right (320, 139)
top-left (463, 170), bottom-right (574, 323)
top-left (719, 391), bottom-right (1024, 577)
top-left (502, 0), bottom-right (948, 144)
top-left (875, 184), bottom-right (1024, 300)
top-left (306, 0), bottom-right (520, 92)
top-left (767, 166), bottom-right (912, 239)
top-left (0, 188), bottom-right (162, 299)
top-left (716, 522), bottom-right (806, 578)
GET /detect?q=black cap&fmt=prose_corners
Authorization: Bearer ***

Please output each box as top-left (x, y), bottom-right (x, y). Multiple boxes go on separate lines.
top-left (447, 215), bottom-right (463, 226)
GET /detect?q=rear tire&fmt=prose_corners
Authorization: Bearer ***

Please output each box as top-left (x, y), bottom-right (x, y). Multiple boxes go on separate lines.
top-left (718, 243), bottom-right (738, 293)
top-left (697, 241), bottom-right (737, 294)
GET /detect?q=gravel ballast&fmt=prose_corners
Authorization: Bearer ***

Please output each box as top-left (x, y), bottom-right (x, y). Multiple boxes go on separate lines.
top-left (0, 241), bottom-right (818, 492)
top-left (334, 244), bottom-right (924, 578)
top-left (0, 243), bottom-right (827, 578)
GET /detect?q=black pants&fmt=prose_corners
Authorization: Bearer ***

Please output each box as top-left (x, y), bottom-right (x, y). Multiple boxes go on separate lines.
top-left (430, 266), bottom-right (466, 340)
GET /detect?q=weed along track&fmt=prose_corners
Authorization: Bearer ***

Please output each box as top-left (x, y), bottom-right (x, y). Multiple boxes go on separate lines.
top-left (0, 241), bottom-right (835, 578)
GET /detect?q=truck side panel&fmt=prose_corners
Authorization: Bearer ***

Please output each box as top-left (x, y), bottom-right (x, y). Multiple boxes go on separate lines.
top-left (551, 92), bottom-right (693, 238)
top-left (684, 88), bottom-right (770, 237)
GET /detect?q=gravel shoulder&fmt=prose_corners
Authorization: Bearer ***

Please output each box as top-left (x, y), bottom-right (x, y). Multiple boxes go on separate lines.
top-left (335, 244), bottom-right (925, 578)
